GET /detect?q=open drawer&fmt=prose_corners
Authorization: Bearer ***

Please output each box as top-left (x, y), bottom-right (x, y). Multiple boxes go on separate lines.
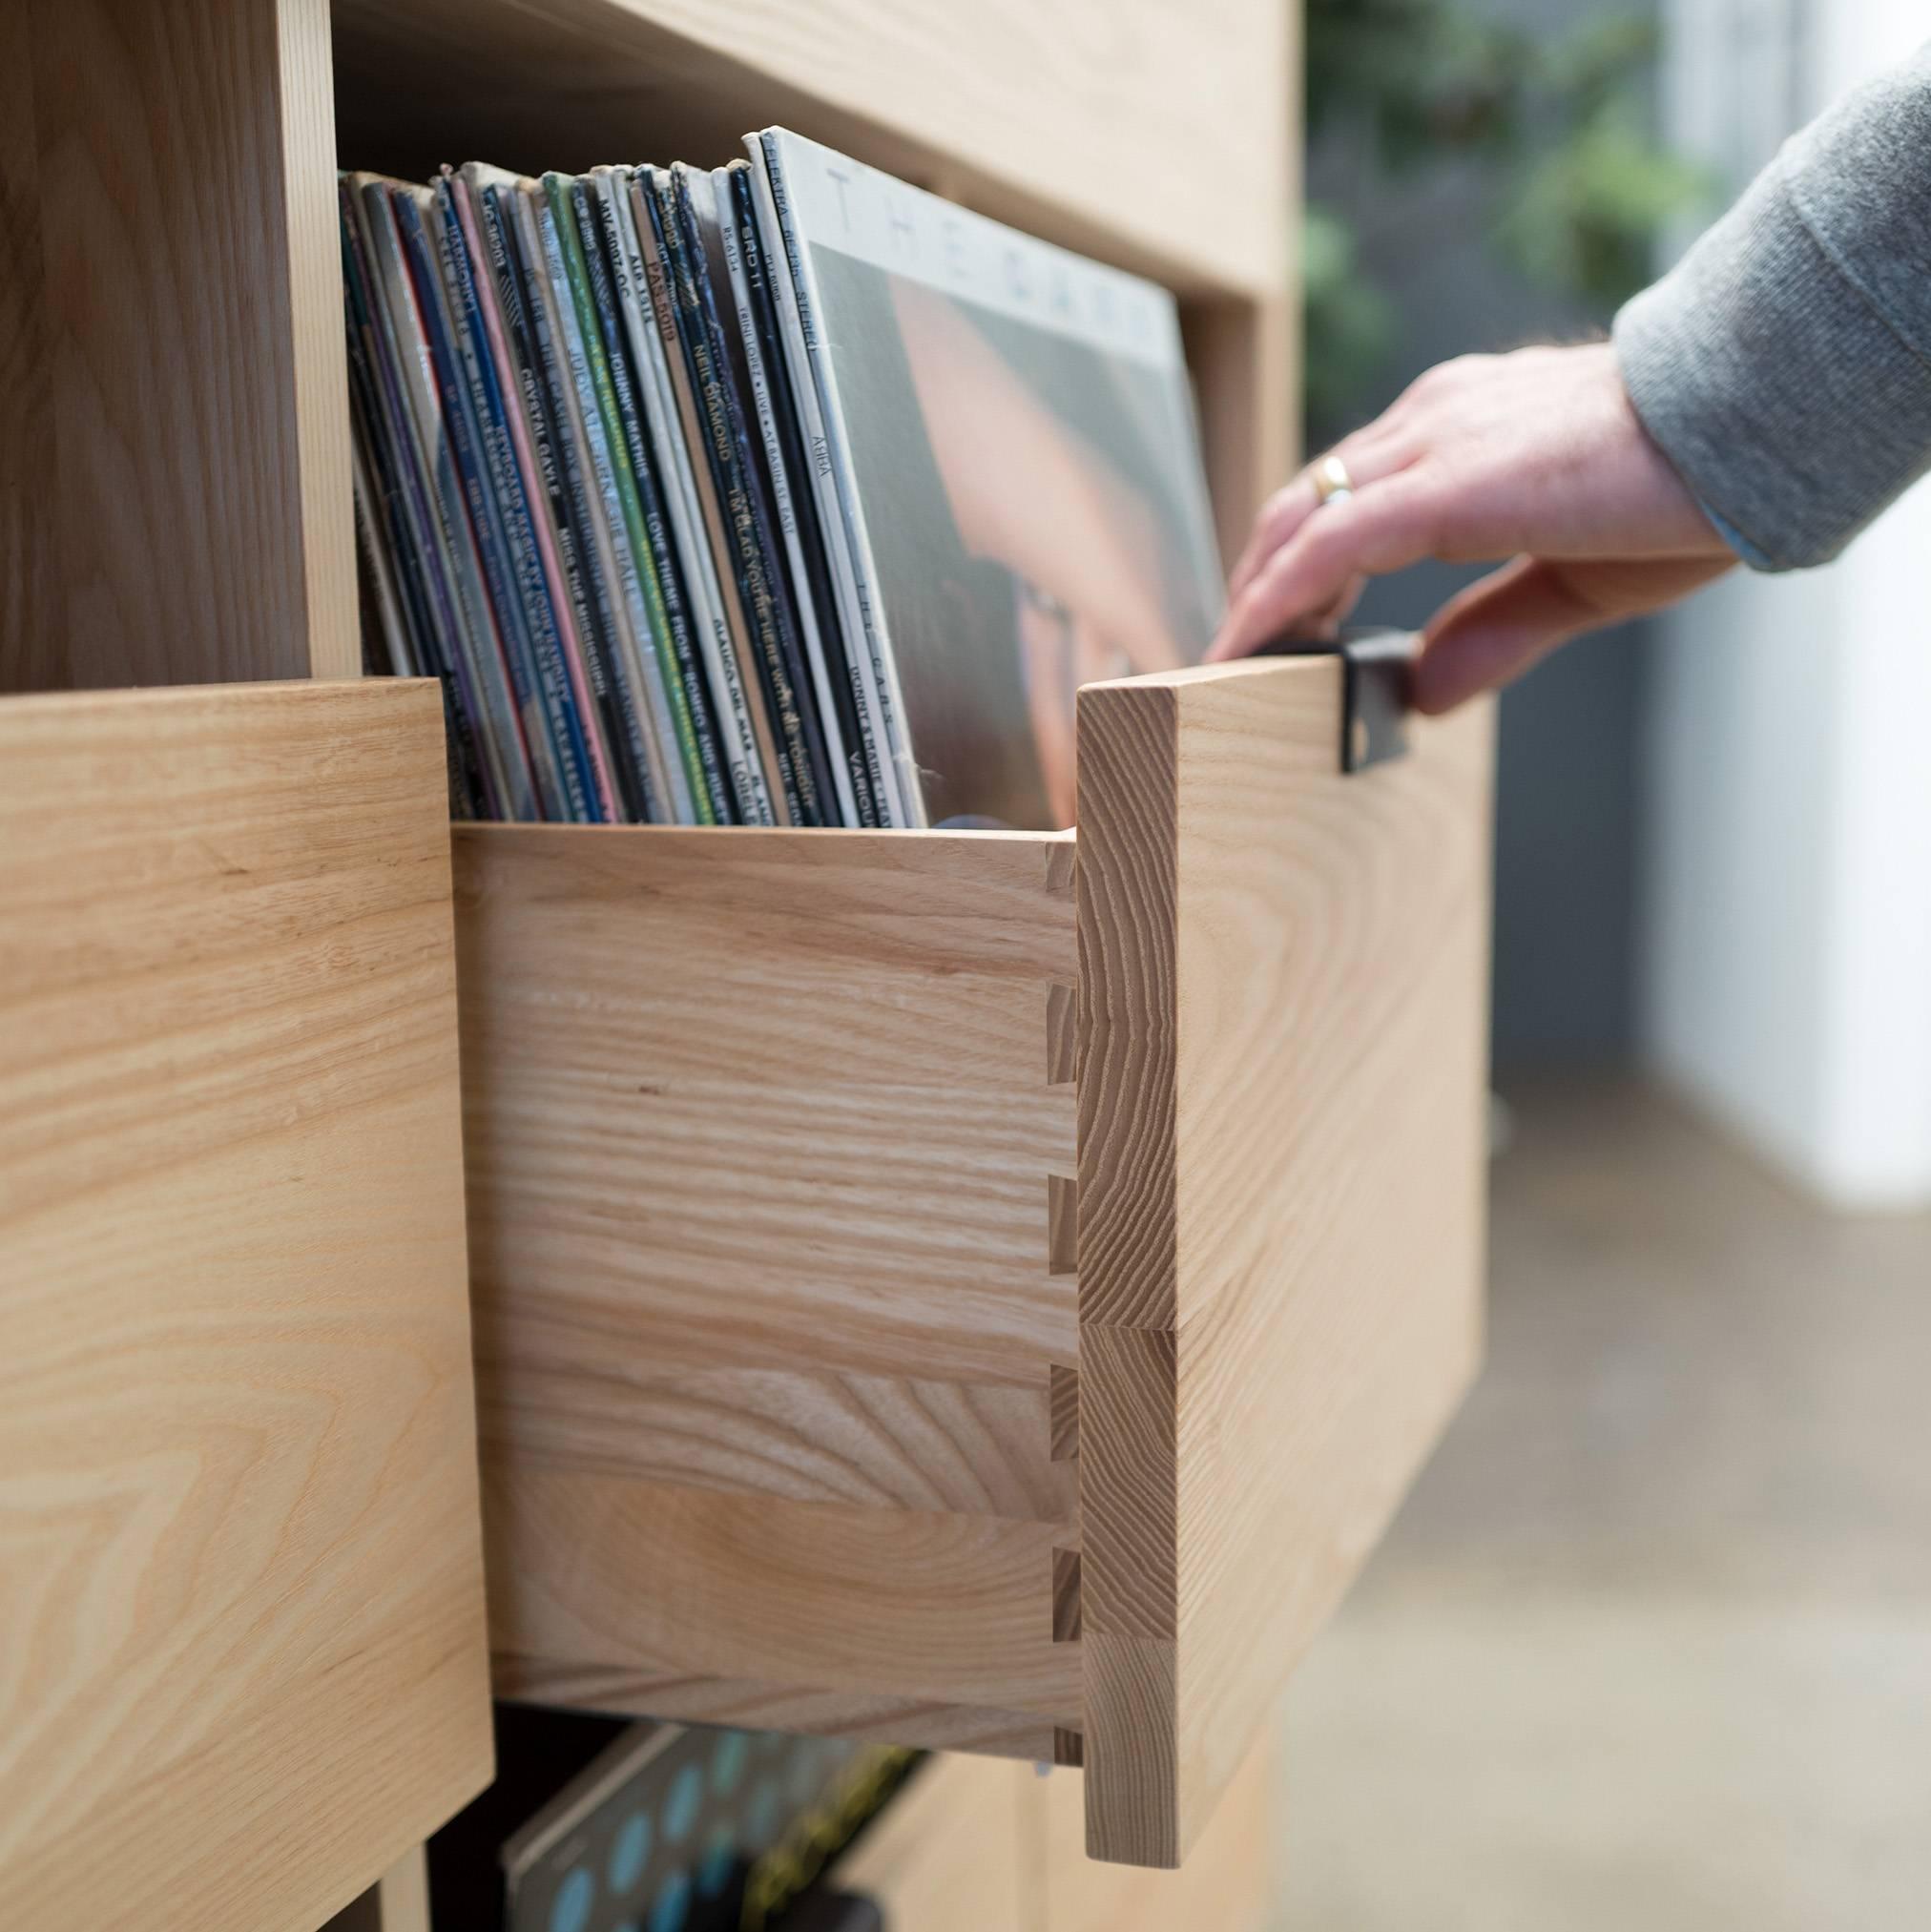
top-left (455, 654), bottom-right (1494, 1867)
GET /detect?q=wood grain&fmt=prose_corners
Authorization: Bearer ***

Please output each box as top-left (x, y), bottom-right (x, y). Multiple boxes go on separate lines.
top-left (321, 1847), bottom-right (432, 1932)
top-left (332, 0), bottom-right (1291, 300)
top-left (836, 1726), bottom-right (1275, 1932)
top-left (495, 1670), bottom-right (1064, 1764)
top-left (1038, 1728), bottom-right (1276, 1932)
top-left (330, 1), bottom-right (1295, 558)
top-left (480, 1352), bottom-right (1076, 1521)
top-left (1049, 1363), bottom-right (1081, 1464)
top-left (486, 1471), bottom-right (1083, 1721)
top-left (459, 823), bottom-right (1083, 1761)
top-left (0, 10), bottom-right (57, 694)
top-left (836, 1755), bottom-right (1034, 1932)
top-left (0, 679), bottom-right (491, 1930)
top-left (1, 0), bottom-right (355, 693)
top-left (1075, 656), bottom-right (1494, 1864)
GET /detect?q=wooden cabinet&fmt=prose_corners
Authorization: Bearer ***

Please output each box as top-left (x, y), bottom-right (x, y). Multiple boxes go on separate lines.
top-left (458, 655), bottom-right (1492, 1866)
top-left (0, 0), bottom-right (1495, 1913)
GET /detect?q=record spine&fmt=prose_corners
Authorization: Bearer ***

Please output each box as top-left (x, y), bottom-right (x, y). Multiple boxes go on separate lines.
top-left (363, 178), bottom-right (537, 821)
top-left (340, 180), bottom-right (490, 814)
top-left (715, 162), bottom-right (867, 829)
top-left (453, 168), bottom-right (619, 821)
top-left (571, 179), bottom-right (733, 826)
top-left (660, 164), bottom-right (821, 826)
top-left (404, 186), bottom-right (573, 821)
top-left (634, 167), bottom-right (790, 824)
top-left (727, 162), bottom-right (881, 828)
top-left (756, 134), bottom-right (924, 825)
top-left (597, 169), bottom-right (772, 828)
top-left (524, 183), bottom-right (688, 822)
top-left (543, 174), bottom-right (704, 825)
top-left (476, 171), bottom-right (658, 823)
top-left (744, 137), bottom-right (913, 827)
top-left (433, 176), bottom-right (600, 821)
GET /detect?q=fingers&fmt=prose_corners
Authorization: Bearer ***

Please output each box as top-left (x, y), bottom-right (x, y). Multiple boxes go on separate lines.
top-left (1225, 428), bottom-right (1418, 605)
top-left (1410, 558), bottom-right (1590, 713)
top-left (1412, 552), bottom-right (1735, 713)
top-left (1211, 473), bottom-right (1440, 661)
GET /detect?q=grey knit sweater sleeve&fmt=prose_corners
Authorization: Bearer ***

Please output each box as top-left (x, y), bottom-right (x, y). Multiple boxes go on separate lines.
top-left (1613, 43), bottom-right (1931, 571)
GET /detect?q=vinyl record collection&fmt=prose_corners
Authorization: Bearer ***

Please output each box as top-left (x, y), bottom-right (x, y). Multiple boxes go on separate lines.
top-left (343, 131), bottom-right (1223, 832)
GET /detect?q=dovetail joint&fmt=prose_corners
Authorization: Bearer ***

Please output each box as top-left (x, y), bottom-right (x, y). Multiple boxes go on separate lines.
top-left (1049, 1362), bottom-right (1079, 1462)
top-left (1046, 980), bottom-right (1077, 1088)
top-left (1048, 1174), bottom-right (1077, 1277)
top-left (1051, 1547), bottom-right (1083, 1643)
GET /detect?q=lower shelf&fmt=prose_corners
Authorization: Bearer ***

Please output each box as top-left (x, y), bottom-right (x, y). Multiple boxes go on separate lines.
top-left (455, 654), bottom-right (1494, 1868)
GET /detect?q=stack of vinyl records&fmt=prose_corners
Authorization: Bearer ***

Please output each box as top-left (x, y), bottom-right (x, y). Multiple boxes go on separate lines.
top-left (342, 131), bottom-right (1225, 832)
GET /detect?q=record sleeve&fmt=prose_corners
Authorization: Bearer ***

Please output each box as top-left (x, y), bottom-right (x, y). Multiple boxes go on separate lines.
top-left (752, 130), bottom-right (1224, 829)
top-left (470, 168), bottom-right (659, 822)
top-left (634, 166), bottom-right (791, 824)
top-left (595, 167), bottom-right (774, 826)
top-left (356, 175), bottom-right (538, 821)
top-left (716, 159), bottom-right (872, 828)
top-left (542, 172), bottom-right (702, 824)
top-left (431, 176), bottom-right (602, 820)
top-left (516, 181), bottom-right (684, 821)
top-left (676, 163), bottom-right (838, 826)
top-left (657, 163), bottom-right (827, 825)
top-left (572, 176), bottom-right (735, 824)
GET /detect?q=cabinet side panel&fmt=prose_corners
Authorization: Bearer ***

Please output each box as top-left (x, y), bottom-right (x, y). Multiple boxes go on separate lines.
top-left (0, 8), bottom-right (60, 692)
top-left (10, 0), bottom-right (353, 692)
top-left (0, 679), bottom-right (491, 1931)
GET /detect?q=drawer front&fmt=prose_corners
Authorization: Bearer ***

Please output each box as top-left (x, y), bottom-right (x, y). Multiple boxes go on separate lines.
top-left (0, 680), bottom-right (492, 1930)
top-left (1077, 658), bottom-right (1493, 1863)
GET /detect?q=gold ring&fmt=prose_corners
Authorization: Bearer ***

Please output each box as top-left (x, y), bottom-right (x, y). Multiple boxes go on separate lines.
top-left (1310, 453), bottom-right (1355, 506)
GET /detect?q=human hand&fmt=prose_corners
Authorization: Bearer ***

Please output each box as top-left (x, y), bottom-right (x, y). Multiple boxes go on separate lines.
top-left (1209, 343), bottom-right (1737, 712)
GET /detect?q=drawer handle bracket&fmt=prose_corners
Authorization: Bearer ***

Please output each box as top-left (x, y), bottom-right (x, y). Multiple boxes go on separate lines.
top-left (1258, 626), bottom-right (1413, 774)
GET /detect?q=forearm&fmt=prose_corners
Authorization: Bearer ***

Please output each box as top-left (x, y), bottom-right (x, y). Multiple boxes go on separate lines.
top-left (1613, 41), bottom-right (1931, 571)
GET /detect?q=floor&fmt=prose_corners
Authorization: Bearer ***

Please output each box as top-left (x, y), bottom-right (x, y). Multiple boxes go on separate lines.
top-left (1273, 1079), bottom-right (1931, 1930)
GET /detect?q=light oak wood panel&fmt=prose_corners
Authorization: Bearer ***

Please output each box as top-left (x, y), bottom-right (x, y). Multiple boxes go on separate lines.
top-left (486, 1471), bottom-right (1084, 1722)
top-left (1037, 1730), bottom-right (1275, 1932)
top-left (837, 1728), bottom-right (1275, 1932)
top-left (481, 1352), bottom-right (1077, 1521)
top-left (459, 822), bottom-right (1084, 1760)
top-left (836, 1755), bottom-right (1035, 1932)
top-left (1184, 289), bottom-right (1299, 570)
top-left (496, 1670), bottom-right (1065, 1765)
top-left (0, 680), bottom-right (491, 1929)
top-left (1076, 657), bottom-right (1494, 1864)
top-left (456, 824), bottom-right (1079, 1390)
top-left (332, 0), bottom-right (1292, 300)
top-left (322, 1848), bottom-right (432, 1932)
top-left (0, 0), bottom-right (356, 693)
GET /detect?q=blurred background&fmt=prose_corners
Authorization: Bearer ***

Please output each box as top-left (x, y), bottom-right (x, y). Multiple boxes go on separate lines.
top-left (1275, 0), bottom-right (1931, 1923)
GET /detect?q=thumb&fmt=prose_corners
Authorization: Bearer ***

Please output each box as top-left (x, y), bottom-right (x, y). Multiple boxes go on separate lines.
top-left (1412, 554), bottom-right (1733, 714)
top-left (1411, 558), bottom-right (1591, 714)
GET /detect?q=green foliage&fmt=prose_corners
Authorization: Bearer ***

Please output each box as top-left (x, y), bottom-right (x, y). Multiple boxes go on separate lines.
top-left (1302, 205), bottom-right (1400, 431)
top-left (1303, 0), bottom-right (1713, 427)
